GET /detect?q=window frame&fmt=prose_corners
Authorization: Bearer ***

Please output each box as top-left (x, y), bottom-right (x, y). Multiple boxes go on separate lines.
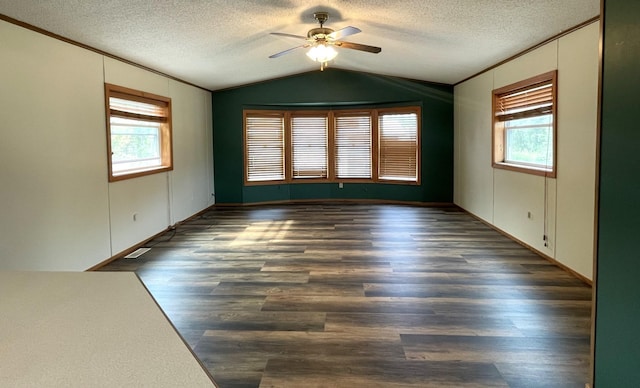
top-left (491, 70), bottom-right (557, 178)
top-left (105, 83), bottom-right (173, 182)
top-left (243, 106), bottom-right (421, 186)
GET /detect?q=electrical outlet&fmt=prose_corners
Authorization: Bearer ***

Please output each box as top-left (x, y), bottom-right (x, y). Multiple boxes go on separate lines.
top-left (133, 213), bottom-right (138, 222)
top-left (338, 182), bottom-right (343, 189)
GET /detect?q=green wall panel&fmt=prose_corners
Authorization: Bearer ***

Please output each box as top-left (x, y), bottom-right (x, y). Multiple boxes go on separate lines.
top-left (595, 0), bottom-right (640, 386)
top-left (212, 69), bottom-right (453, 204)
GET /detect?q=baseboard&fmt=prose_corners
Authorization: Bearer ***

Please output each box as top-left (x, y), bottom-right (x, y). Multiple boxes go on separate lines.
top-left (86, 204), bottom-right (218, 272)
top-left (90, 201), bottom-right (591, 287)
top-left (89, 200), bottom-right (453, 269)
top-left (459, 206), bottom-right (593, 286)
top-left (85, 228), bottom-right (171, 271)
top-left (213, 198), bottom-right (455, 207)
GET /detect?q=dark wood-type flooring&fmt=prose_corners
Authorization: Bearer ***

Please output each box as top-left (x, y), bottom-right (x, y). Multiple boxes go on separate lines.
top-left (99, 203), bottom-right (592, 388)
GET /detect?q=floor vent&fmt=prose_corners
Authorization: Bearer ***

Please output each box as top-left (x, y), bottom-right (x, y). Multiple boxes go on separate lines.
top-left (124, 247), bottom-right (151, 259)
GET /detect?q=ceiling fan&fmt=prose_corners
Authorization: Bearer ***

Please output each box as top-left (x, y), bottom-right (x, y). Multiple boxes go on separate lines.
top-left (269, 12), bottom-right (382, 70)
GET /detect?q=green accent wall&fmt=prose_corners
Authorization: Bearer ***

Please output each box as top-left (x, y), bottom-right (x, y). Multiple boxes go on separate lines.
top-left (595, 0), bottom-right (640, 385)
top-left (212, 69), bottom-right (453, 204)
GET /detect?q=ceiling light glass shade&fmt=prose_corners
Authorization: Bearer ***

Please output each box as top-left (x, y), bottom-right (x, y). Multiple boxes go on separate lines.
top-left (306, 43), bottom-right (338, 63)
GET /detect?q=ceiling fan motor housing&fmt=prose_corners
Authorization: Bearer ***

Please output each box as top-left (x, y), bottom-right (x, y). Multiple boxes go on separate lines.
top-left (307, 27), bottom-right (334, 39)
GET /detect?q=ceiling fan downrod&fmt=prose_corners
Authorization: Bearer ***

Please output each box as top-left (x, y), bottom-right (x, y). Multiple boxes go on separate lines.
top-left (314, 12), bottom-right (329, 28)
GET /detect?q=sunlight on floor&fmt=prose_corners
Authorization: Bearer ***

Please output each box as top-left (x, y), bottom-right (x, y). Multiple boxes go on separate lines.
top-left (230, 220), bottom-right (293, 246)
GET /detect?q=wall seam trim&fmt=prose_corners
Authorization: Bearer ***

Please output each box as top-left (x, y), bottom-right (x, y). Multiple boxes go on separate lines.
top-left (103, 56), bottom-right (114, 258)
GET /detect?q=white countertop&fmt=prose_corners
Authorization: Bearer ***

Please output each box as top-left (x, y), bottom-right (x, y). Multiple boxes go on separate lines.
top-left (0, 271), bottom-right (217, 387)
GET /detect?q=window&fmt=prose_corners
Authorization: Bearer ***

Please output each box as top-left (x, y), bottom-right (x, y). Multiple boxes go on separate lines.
top-left (378, 110), bottom-right (419, 181)
top-left (492, 70), bottom-right (557, 177)
top-left (335, 113), bottom-right (372, 179)
top-left (105, 84), bottom-right (172, 181)
top-left (244, 112), bottom-right (285, 182)
top-left (243, 107), bottom-right (420, 185)
top-left (291, 115), bottom-right (328, 179)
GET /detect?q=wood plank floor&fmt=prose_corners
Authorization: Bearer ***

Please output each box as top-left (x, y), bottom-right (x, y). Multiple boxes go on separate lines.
top-left (99, 203), bottom-right (592, 388)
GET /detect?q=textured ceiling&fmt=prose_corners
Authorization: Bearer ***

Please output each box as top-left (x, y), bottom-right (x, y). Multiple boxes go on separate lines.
top-left (0, 1), bottom-right (599, 90)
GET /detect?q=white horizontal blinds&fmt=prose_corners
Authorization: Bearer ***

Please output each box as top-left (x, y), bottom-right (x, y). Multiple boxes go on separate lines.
top-left (245, 114), bottom-right (285, 182)
top-left (109, 93), bottom-right (168, 122)
top-left (378, 112), bottom-right (418, 182)
top-left (334, 114), bottom-right (372, 179)
top-left (291, 115), bottom-right (328, 179)
top-left (495, 81), bottom-right (554, 122)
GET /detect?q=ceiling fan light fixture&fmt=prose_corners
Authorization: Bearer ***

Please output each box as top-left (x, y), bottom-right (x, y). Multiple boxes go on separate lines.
top-left (306, 43), bottom-right (337, 65)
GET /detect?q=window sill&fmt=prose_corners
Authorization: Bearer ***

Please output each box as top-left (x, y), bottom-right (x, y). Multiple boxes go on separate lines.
top-left (492, 162), bottom-right (555, 178)
top-left (244, 179), bottom-right (420, 186)
top-left (109, 165), bottom-right (173, 182)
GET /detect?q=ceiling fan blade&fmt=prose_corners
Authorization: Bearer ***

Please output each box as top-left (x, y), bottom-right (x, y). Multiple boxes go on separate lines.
top-left (335, 41), bottom-right (382, 54)
top-left (269, 44), bottom-right (309, 59)
top-left (270, 32), bottom-right (308, 40)
top-left (327, 26), bottom-right (361, 40)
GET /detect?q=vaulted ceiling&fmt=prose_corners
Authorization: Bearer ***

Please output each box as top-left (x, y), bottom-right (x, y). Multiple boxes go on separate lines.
top-left (0, 1), bottom-right (600, 90)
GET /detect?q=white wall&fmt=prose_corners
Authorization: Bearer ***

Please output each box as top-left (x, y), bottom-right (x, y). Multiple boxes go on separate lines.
top-left (454, 21), bottom-right (599, 280)
top-left (554, 25), bottom-right (599, 279)
top-left (453, 71), bottom-right (494, 223)
top-left (0, 20), bottom-right (214, 271)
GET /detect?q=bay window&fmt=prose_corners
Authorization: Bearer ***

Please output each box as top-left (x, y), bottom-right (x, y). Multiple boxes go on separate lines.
top-left (244, 107), bottom-right (420, 185)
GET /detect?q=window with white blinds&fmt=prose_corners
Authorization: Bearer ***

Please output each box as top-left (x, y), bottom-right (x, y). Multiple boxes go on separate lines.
top-left (291, 116), bottom-right (328, 179)
top-left (245, 113), bottom-right (285, 182)
top-left (243, 107), bottom-right (420, 185)
top-left (335, 114), bottom-right (372, 179)
top-left (492, 70), bottom-right (557, 177)
top-left (105, 83), bottom-right (172, 182)
top-left (378, 112), bottom-right (418, 182)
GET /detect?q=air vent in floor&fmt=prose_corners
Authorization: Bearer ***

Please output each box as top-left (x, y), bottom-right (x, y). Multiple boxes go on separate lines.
top-left (124, 247), bottom-right (151, 259)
